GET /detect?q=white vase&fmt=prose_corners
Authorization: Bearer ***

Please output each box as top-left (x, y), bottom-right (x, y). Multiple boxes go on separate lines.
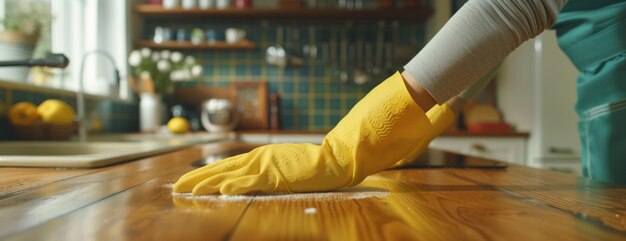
top-left (139, 92), bottom-right (163, 132)
top-left (163, 0), bottom-right (180, 9)
top-left (199, 0), bottom-right (214, 9)
top-left (182, 0), bottom-right (197, 9)
top-left (216, 0), bottom-right (230, 9)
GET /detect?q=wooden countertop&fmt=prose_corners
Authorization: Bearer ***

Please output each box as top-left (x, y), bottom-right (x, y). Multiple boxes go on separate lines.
top-left (0, 141), bottom-right (624, 241)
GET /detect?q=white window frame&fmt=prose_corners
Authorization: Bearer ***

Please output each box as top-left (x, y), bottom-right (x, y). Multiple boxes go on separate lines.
top-left (49, 0), bottom-right (129, 99)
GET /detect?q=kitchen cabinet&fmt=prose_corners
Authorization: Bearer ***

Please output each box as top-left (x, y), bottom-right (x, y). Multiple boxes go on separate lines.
top-left (497, 30), bottom-right (581, 175)
top-left (236, 131), bottom-right (529, 165)
top-left (430, 134), bottom-right (528, 165)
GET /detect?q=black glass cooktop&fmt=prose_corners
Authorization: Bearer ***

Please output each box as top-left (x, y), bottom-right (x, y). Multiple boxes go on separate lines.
top-left (192, 145), bottom-right (508, 169)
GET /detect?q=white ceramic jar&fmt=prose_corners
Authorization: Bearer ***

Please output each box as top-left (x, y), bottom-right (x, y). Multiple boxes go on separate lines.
top-left (139, 92), bottom-right (163, 132)
top-left (163, 0), bottom-right (180, 9)
top-left (198, 0), bottom-right (214, 9)
top-left (216, 0), bottom-right (230, 9)
top-left (182, 0), bottom-right (197, 9)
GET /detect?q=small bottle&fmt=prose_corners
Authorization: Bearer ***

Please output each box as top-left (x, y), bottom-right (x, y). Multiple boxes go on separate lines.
top-left (378, 0), bottom-right (393, 9)
top-left (205, 29), bottom-right (217, 44)
top-left (182, 0), bottom-right (197, 9)
top-left (216, 0), bottom-right (230, 9)
top-left (176, 28), bottom-right (187, 42)
top-left (269, 93), bottom-right (281, 130)
top-left (198, 0), bottom-right (214, 9)
top-left (235, 0), bottom-right (251, 9)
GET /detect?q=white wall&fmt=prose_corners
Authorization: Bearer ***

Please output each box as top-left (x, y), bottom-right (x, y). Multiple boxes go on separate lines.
top-left (530, 31), bottom-right (580, 163)
top-left (425, 0), bottom-right (451, 41)
top-left (496, 40), bottom-right (535, 131)
top-left (498, 30), bottom-right (581, 166)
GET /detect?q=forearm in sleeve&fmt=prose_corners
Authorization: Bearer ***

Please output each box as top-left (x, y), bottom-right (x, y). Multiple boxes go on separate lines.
top-left (404, 0), bottom-right (568, 104)
top-left (458, 62), bottom-right (501, 102)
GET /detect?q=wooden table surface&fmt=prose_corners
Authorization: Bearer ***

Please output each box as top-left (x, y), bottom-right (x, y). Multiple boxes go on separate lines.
top-left (1, 141), bottom-right (625, 241)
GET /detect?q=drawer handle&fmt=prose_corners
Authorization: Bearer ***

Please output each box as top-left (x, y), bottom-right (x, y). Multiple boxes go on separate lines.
top-left (549, 147), bottom-right (574, 154)
top-left (471, 143), bottom-right (487, 152)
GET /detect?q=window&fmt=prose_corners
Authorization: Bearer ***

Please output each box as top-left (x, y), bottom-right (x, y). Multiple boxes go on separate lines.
top-left (1, 0), bottom-right (129, 99)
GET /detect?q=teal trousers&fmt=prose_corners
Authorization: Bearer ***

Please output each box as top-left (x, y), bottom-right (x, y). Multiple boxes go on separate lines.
top-left (555, 0), bottom-right (626, 184)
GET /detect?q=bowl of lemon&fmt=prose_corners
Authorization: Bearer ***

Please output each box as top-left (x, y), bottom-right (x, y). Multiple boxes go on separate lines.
top-left (9, 99), bottom-right (77, 140)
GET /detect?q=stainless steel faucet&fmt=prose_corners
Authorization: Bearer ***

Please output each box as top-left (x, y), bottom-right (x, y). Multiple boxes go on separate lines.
top-left (77, 50), bottom-right (120, 142)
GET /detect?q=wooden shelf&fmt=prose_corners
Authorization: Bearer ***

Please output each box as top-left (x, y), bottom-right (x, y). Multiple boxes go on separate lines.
top-left (133, 4), bottom-right (433, 20)
top-left (134, 40), bottom-right (257, 50)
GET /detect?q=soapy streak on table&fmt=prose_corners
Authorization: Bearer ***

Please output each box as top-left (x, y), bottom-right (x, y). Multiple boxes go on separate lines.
top-left (0, 141), bottom-right (625, 241)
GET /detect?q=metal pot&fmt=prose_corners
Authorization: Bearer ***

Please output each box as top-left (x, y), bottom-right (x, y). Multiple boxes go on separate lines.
top-left (201, 98), bottom-right (238, 133)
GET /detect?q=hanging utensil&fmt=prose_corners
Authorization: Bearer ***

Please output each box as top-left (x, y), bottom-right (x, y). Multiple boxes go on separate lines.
top-left (339, 27), bottom-right (350, 83)
top-left (303, 26), bottom-right (318, 60)
top-left (266, 26), bottom-right (286, 68)
top-left (353, 30), bottom-right (369, 85)
top-left (330, 28), bottom-right (341, 80)
top-left (288, 26), bottom-right (305, 68)
top-left (364, 35), bottom-right (375, 83)
top-left (371, 21), bottom-right (385, 79)
top-left (383, 22), bottom-right (396, 75)
top-left (394, 23), bottom-right (420, 67)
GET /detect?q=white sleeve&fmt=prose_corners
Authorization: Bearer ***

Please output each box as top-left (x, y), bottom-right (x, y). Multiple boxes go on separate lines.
top-left (404, 0), bottom-right (568, 104)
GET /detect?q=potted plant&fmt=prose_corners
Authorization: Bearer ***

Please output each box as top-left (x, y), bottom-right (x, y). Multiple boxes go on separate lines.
top-left (0, 0), bottom-right (52, 82)
top-left (127, 48), bottom-right (202, 132)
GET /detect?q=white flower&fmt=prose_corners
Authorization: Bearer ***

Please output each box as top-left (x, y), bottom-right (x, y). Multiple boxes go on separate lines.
top-left (151, 52), bottom-right (160, 62)
top-left (185, 56), bottom-right (196, 65)
top-left (181, 69), bottom-right (191, 80)
top-left (157, 60), bottom-right (171, 72)
top-left (160, 50), bottom-right (171, 60)
top-left (191, 65), bottom-right (203, 77)
top-left (128, 50), bottom-right (141, 67)
top-left (140, 71), bottom-right (151, 79)
top-left (171, 51), bottom-right (183, 63)
top-left (170, 71), bottom-right (181, 81)
top-left (140, 48), bottom-right (151, 57)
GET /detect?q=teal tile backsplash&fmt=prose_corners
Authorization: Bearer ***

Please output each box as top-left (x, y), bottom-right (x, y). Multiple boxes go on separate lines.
top-left (145, 20), bottom-right (427, 130)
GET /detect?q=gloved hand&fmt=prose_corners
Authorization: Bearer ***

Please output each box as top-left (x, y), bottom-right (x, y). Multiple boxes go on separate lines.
top-left (392, 104), bottom-right (456, 168)
top-left (173, 72), bottom-right (432, 195)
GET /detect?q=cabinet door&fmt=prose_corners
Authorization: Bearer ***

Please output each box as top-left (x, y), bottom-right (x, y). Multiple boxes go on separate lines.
top-left (429, 137), bottom-right (527, 165)
top-left (530, 31), bottom-right (580, 161)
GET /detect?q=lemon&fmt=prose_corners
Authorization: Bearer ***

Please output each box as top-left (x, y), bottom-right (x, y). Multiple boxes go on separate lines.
top-left (167, 117), bottom-right (190, 134)
top-left (9, 102), bottom-right (41, 126)
top-left (37, 99), bottom-right (75, 125)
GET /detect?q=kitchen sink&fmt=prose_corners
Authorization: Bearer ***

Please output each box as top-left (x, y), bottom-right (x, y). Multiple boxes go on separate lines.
top-left (85, 132), bottom-right (233, 143)
top-left (0, 133), bottom-right (233, 168)
top-left (0, 141), bottom-right (192, 168)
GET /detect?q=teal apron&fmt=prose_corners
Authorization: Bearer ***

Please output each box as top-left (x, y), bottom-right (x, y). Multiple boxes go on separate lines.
top-left (554, 0), bottom-right (626, 184)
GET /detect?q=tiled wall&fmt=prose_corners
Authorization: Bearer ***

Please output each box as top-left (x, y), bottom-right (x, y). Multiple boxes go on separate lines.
top-left (146, 20), bottom-right (427, 131)
top-left (0, 86), bottom-right (138, 140)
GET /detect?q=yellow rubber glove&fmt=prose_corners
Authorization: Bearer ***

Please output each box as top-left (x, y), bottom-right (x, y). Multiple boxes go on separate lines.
top-left (392, 104), bottom-right (456, 168)
top-left (173, 72), bottom-right (432, 195)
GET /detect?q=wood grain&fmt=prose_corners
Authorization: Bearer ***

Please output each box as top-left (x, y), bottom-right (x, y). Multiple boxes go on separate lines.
top-left (5, 171), bottom-right (250, 241)
top-left (229, 171), bottom-right (626, 241)
top-left (0, 168), bottom-right (89, 197)
top-left (451, 166), bottom-right (626, 232)
top-left (0, 142), bottom-right (625, 241)
top-left (0, 146), bottom-right (204, 239)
